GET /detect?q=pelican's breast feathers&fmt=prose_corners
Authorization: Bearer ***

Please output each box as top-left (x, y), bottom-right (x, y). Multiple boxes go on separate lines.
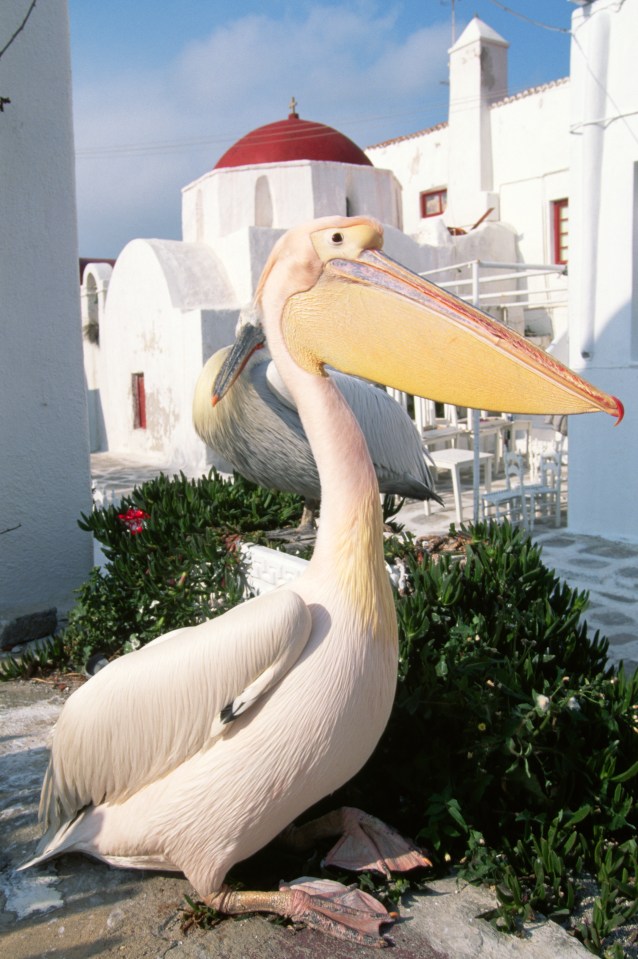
top-left (42, 589), bottom-right (312, 829)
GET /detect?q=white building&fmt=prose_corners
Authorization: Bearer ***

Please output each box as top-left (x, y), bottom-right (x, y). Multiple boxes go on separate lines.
top-left (367, 18), bottom-right (571, 358)
top-left (84, 5), bottom-right (638, 542)
top-left (567, 0), bottom-right (638, 539)
top-left (1, 0), bottom-right (92, 633)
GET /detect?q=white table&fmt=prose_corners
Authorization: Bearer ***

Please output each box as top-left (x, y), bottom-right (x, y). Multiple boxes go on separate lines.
top-left (425, 448), bottom-right (494, 524)
top-left (422, 425), bottom-right (465, 450)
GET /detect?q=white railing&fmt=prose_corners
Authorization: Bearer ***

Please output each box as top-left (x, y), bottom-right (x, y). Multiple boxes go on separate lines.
top-left (400, 259), bottom-right (568, 521)
top-left (419, 259), bottom-right (567, 317)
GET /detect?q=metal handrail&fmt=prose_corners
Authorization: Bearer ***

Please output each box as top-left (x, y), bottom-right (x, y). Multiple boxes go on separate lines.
top-left (421, 260), bottom-right (567, 277)
top-left (419, 259), bottom-right (568, 325)
top-left (416, 259), bottom-right (567, 520)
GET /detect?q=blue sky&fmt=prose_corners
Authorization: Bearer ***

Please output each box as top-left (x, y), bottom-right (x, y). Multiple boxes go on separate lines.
top-left (68, 1), bottom-right (575, 256)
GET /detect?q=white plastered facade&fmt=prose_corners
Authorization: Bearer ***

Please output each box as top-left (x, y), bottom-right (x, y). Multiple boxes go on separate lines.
top-left (1, 0), bottom-right (93, 619)
top-left (567, 0), bottom-right (638, 540)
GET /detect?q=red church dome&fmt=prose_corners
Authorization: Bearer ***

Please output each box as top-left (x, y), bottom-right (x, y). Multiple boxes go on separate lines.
top-left (214, 101), bottom-right (372, 170)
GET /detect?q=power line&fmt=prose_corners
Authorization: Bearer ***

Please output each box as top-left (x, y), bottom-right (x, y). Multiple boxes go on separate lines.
top-left (75, 104), bottom-right (453, 160)
top-left (485, 0), bottom-right (571, 34)
top-left (75, 82), bottom-right (565, 161)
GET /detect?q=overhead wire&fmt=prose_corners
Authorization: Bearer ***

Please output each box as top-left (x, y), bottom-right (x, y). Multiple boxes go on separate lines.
top-left (484, 0), bottom-right (571, 34)
top-left (75, 103), bottom-right (453, 160)
top-left (76, 83), bottom-right (568, 161)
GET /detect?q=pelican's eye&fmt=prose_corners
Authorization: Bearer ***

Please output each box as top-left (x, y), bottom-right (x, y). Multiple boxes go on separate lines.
top-left (330, 232), bottom-right (344, 245)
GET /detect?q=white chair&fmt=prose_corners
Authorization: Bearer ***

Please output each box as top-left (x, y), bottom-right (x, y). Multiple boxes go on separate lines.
top-left (509, 418), bottom-right (532, 463)
top-left (524, 451), bottom-right (562, 529)
top-left (413, 395), bottom-right (437, 432)
top-left (481, 452), bottom-right (530, 529)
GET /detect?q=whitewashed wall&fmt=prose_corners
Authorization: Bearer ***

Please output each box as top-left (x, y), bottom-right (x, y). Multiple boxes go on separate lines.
top-left (81, 262), bottom-right (113, 451)
top-left (99, 239), bottom-right (237, 471)
top-left (0, 0), bottom-right (92, 620)
top-left (568, 0), bottom-right (638, 541)
top-left (367, 125), bottom-right (449, 238)
top-left (491, 80), bottom-right (571, 359)
top-left (367, 79), bottom-right (570, 274)
top-left (182, 160), bottom-right (402, 242)
top-left (491, 80), bottom-right (570, 261)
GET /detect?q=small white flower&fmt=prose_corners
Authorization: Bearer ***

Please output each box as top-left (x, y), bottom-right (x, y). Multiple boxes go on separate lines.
top-left (536, 694), bottom-right (550, 713)
top-left (567, 696), bottom-right (581, 711)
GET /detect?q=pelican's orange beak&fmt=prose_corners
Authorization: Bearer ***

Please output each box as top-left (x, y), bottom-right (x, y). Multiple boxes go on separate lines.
top-left (214, 218), bottom-right (622, 424)
top-left (277, 220), bottom-right (622, 423)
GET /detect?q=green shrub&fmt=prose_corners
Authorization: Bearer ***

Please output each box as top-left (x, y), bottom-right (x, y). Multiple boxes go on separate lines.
top-left (333, 522), bottom-right (638, 955)
top-left (61, 470), bottom-right (303, 668)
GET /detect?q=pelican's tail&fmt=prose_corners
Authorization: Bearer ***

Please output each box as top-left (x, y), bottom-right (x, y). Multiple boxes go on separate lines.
top-left (19, 807), bottom-right (179, 874)
top-left (37, 757), bottom-right (57, 830)
top-left (19, 815), bottom-right (80, 872)
top-left (21, 759), bottom-right (178, 874)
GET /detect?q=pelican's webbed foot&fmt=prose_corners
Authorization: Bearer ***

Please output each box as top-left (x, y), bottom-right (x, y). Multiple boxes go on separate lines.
top-left (280, 806), bottom-right (431, 877)
top-left (206, 877), bottom-right (395, 947)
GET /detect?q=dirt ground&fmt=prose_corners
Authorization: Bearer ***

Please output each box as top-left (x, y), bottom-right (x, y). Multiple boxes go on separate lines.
top-left (0, 679), bottom-right (589, 959)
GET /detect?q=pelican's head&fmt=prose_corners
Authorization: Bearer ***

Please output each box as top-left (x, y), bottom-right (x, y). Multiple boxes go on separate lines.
top-left (214, 215), bottom-right (623, 422)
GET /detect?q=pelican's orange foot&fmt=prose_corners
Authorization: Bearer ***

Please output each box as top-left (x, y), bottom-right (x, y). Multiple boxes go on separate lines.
top-left (207, 877), bottom-right (395, 947)
top-left (281, 806), bottom-right (431, 878)
top-left (282, 877), bottom-right (395, 947)
top-left (323, 807), bottom-right (432, 877)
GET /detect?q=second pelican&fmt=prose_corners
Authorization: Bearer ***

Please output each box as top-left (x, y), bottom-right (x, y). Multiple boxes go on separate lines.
top-left (193, 335), bottom-right (441, 527)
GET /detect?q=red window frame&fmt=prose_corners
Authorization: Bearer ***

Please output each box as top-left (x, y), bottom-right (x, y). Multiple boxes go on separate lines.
top-left (132, 372), bottom-right (146, 430)
top-left (420, 188), bottom-right (447, 219)
top-left (552, 198), bottom-right (569, 265)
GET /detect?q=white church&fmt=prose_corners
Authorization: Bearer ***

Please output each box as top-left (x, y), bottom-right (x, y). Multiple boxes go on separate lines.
top-left (3, 0), bottom-right (637, 628)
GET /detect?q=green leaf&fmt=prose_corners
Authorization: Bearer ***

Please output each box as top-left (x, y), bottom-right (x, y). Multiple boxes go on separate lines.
top-left (610, 758), bottom-right (638, 783)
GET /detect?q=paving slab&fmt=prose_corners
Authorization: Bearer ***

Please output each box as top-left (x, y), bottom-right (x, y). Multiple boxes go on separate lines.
top-left (0, 681), bottom-right (591, 959)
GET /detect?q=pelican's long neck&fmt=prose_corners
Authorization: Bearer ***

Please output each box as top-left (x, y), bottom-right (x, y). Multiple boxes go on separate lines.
top-left (298, 368), bottom-right (382, 561)
top-left (262, 285), bottom-right (389, 616)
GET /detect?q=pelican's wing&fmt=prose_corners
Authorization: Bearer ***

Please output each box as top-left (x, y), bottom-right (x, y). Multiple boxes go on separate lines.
top-left (245, 359), bottom-right (321, 499)
top-left (331, 372), bottom-right (440, 502)
top-left (266, 360), bottom-right (439, 502)
top-left (43, 589), bottom-right (312, 828)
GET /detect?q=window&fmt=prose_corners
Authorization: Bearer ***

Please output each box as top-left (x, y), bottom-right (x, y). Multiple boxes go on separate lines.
top-left (83, 274), bottom-right (100, 344)
top-left (552, 198), bottom-right (569, 265)
top-left (132, 372), bottom-right (146, 430)
top-left (254, 175), bottom-right (273, 227)
top-left (420, 188), bottom-right (447, 219)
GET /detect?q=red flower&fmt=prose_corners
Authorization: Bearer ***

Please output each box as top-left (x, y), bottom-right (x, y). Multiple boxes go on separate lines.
top-left (118, 507), bottom-right (150, 534)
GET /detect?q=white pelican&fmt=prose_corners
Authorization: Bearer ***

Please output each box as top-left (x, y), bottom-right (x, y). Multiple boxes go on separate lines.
top-left (24, 216), bottom-right (621, 946)
top-left (193, 335), bottom-right (442, 527)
